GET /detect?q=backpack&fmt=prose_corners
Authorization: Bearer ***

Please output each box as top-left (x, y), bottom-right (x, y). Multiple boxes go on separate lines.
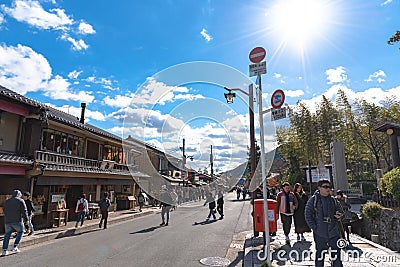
top-left (77, 200), bottom-right (85, 212)
top-left (98, 198), bottom-right (110, 211)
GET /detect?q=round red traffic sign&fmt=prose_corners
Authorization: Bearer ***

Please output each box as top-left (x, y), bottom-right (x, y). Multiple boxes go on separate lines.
top-left (271, 89), bottom-right (285, 109)
top-left (249, 47), bottom-right (266, 63)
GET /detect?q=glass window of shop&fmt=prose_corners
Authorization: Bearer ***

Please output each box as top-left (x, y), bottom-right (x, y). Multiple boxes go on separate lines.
top-left (41, 129), bottom-right (84, 157)
top-left (102, 144), bottom-right (125, 164)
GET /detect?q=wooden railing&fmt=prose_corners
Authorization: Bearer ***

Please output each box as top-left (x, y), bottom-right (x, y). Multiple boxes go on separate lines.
top-left (35, 150), bottom-right (131, 171)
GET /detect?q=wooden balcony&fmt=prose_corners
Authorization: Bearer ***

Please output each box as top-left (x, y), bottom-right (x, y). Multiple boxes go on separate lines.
top-left (35, 150), bottom-right (129, 172)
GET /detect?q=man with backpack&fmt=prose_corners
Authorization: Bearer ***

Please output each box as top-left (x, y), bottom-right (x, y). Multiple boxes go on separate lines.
top-left (98, 192), bottom-right (111, 229)
top-left (305, 179), bottom-right (344, 267)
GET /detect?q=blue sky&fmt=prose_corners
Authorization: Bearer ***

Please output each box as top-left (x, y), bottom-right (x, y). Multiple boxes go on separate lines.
top-left (0, 0), bottom-right (399, 173)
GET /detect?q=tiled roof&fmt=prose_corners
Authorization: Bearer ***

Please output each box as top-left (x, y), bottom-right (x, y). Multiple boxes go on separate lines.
top-left (0, 152), bottom-right (33, 165)
top-left (43, 164), bottom-right (149, 177)
top-left (0, 86), bottom-right (44, 109)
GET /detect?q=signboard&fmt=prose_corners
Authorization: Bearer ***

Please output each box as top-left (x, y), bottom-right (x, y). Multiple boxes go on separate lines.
top-left (271, 89), bottom-right (285, 109)
top-left (249, 47), bottom-right (266, 63)
top-left (271, 107), bottom-right (286, 121)
top-left (249, 61), bottom-right (267, 77)
top-left (51, 194), bottom-right (65, 203)
top-left (306, 168), bottom-right (330, 183)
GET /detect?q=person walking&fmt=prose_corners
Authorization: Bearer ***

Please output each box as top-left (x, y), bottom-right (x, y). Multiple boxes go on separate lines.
top-left (216, 190), bottom-right (224, 220)
top-left (137, 191), bottom-right (145, 212)
top-left (75, 194), bottom-right (88, 228)
top-left (276, 182), bottom-right (298, 243)
top-left (204, 191), bottom-right (217, 221)
top-left (2, 190), bottom-right (28, 256)
top-left (159, 186), bottom-right (172, 226)
top-left (293, 183), bottom-right (310, 241)
top-left (22, 192), bottom-right (35, 236)
top-left (305, 179), bottom-right (344, 267)
top-left (335, 190), bottom-right (351, 242)
top-left (98, 192), bottom-right (111, 229)
top-left (170, 189), bottom-right (178, 210)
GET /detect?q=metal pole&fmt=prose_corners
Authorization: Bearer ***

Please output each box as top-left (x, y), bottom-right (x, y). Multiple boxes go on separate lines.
top-left (248, 84), bottom-right (258, 237)
top-left (308, 159), bottom-right (312, 195)
top-left (257, 76), bottom-right (270, 264)
top-left (183, 138), bottom-right (187, 186)
top-left (210, 145), bottom-right (214, 177)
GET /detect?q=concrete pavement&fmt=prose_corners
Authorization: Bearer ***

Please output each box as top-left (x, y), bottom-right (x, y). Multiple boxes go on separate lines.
top-left (242, 220), bottom-right (400, 267)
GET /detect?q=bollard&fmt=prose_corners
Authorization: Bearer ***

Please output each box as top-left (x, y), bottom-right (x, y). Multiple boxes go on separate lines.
top-left (371, 234), bottom-right (379, 243)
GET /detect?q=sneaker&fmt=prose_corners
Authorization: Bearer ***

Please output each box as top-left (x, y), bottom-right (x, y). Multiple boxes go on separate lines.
top-left (99, 223), bottom-right (102, 229)
top-left (1, 250), bottom-right (7, 257)
top-left (11, 247), bottom-right (20, 253)
top-left (160, 222), bottom-right (165, 226)
top-left (165, 223), bottom-right (168, 226)
top-left (28, 232), bottom-right (34, 236)
top-left (206, 218), bottom-right (210, 221)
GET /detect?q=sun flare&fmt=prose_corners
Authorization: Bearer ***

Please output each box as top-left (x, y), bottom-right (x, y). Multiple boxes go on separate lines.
top-left (267, 0), bottom-right (335, 50)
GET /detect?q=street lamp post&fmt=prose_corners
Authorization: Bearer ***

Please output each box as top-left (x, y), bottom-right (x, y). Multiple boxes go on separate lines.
top-left (224, 85), bottom-right (257, 236)
top-left (180, 138), bottom-right (193, 186)
top-left (224, 81), bottom-right (271, 265)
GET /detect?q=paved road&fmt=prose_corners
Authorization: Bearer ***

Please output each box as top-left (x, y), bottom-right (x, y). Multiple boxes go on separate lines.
top-left (1, 192), bottom-right (252, 267)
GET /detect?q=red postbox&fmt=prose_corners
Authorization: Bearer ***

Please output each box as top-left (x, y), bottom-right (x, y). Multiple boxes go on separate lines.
top-left (254, 199), bottom-right (278, 233)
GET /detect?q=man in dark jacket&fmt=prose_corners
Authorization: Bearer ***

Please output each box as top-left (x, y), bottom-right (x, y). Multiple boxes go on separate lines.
top-left (2, 190), bottom-right (28, 256)
top-left (23, 192), bottom-right (35, 236)
top-left (159, 186), bottom-right (173, 226)
top-left (216, 190), bottom-right (224, 220)
top-left (305, 179), bottom-right (344, 267)
top-left (98, 192), bottom-right (111, 229)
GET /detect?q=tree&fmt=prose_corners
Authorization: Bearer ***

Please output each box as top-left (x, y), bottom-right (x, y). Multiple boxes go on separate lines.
top-left (387, 30), bottom-right (400, 48)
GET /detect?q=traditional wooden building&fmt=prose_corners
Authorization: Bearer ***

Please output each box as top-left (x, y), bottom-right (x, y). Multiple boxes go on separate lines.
top-left (0, 86), bottom-right (181, 232)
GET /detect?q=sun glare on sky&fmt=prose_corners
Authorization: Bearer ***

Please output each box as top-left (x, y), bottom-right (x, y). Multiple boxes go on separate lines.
top-left (266, 0), bottom-right (336, 52)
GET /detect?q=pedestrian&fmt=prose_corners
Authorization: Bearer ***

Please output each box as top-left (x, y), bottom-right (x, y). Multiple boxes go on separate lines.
top-left (22, 192), bottom-right (35, 236)
top-left (204, 191), bottom-right (217, 220)
top-left (98, 192), bottom-right (111, 229)
top-left (236, 186), bottom-right (242, 200)
top-left (305, 179), bottom-right (344, 267)
top-left (276, 182), bottom-right (298, 243)
top-left (137, 191), bottom-right (145, 212)
top-left (2, 190), bottom-right (29, 256)
top-left (335, 190), bottom-right (351, 241)
top-left (159, 186), bottom-right (173, 226)
top-left (75, 194), bottom-right (88, 228)
top-left (293, 183), bottom-right (310, 241)
top-left (170, 189), bottom-right (178, 210)
top-left (242, 187), bottom-right (247, 200)
top-left (216, 190), bottom-right (224, 220)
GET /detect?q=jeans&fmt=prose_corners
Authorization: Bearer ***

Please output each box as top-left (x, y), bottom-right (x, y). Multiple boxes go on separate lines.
top-left (161, 206), bottom-right (170, 223)
top-left (99, 210), bottom-right (108, 228)
top-left (2, 221), bottom-right (24, 250)
top-left (76, 211), bottom-right (86, 226)
top-left (280, 214), bottom-right (293, 236)
top-left (313, 233), bottom-right (343, 267)
top-left (27, 214), bottom-right (34, 232)
top-left (207, 208), bottom-right (216, 220)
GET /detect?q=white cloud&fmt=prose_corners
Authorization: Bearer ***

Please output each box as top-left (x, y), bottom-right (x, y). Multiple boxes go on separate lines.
top-left (61, 34), bottom-right (89, 50)
top-left (78, 21), bottom-right (95, 34)
top-left (104, 94), bottom-right (133, 108)
top-left (0, 13), bottom-right (4, 24)
top-left (273, 73), bottom-right (281, 78)
top-left (381, 0), bottom-right (393, 6)
top-left (285, 89), bottom-right (304, 97)
top-left (68, 70), bottom-right (82, 79)
top-left (46, 103), bottom-right (105, 122)
top-left (3, 0), bottom-right (73, 30)
top-left (0, 43), bottom-right (94, 102)
top-left (325, 66), bottom-right (347, 84)
top-left (200, 28), bottom-right (212, 42)
top-left (365, 70), bottom-right (386, 83)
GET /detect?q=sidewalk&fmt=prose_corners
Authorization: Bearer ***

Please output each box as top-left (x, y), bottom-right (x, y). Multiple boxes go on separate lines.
top-left (243, 221), bottom-right (400, 267)
top-left (0, 206), bottom-right (160, 249)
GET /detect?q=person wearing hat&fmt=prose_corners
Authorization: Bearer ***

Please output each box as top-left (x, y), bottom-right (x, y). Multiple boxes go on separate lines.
top-left (23, 192), bottom-right (35, 236)
top-left (2, 190), bottom-right (28, 256)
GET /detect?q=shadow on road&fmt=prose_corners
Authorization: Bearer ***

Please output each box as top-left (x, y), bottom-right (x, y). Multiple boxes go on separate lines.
top-left (227, 250), bottom-right (244, 267)
top-left (55, 228), bottom-right (99, 239)
top-left (193, 219), bottom-right (219, 226)
top-left (129, 226), bottom-right (159, 234)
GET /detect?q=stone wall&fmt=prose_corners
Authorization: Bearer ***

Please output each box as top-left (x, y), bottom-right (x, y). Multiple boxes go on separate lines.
top-left (360, 208), bottom-right (400, 252)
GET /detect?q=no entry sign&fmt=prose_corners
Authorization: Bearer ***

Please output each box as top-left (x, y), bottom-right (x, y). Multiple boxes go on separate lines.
top-left (271, 89), bottom-right (285, 109)
top-left (249, 47), bottom-right (266, 63)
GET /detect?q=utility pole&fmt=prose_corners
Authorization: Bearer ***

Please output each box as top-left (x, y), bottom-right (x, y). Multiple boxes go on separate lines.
top-left (210, 145), bottom-right (214, 178)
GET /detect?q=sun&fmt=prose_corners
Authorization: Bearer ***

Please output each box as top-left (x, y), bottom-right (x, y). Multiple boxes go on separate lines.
top-left (267, 0), bottom-right (335, 50)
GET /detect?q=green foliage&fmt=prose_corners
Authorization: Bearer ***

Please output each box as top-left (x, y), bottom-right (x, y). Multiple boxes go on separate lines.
top-left (381, 168), bottom-right (400, 198)
top-left (261, 262), bottom-right (275, 267)
top-left (361, 182), bottom-right (377, 195)
top-left (362, 202), bottom-right (383, 219)
top-left (387, 30), bottom-right (400, 47)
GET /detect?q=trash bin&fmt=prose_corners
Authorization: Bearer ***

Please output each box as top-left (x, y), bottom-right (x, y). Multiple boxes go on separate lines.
top-left (254, 199), bottom-right (278, 233)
